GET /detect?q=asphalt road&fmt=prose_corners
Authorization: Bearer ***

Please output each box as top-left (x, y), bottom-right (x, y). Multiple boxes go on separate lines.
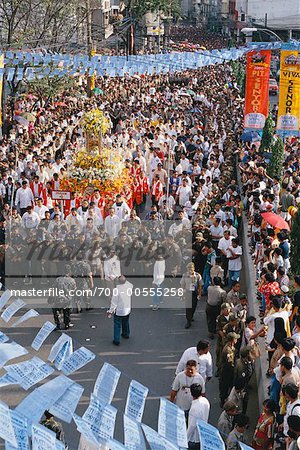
top-left (0, 289), bottom-right (259, 449)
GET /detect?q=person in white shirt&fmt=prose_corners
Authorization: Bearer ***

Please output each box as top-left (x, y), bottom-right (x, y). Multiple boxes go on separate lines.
top-left (104, 207), bottom-right (123, 240)
top-left (152, 249), bottom-right (165, 311)
top-left (107, 275), bottom-right (133, 346)
top-left (170, 360), bottom-right (206, 416)
top-left (176, 179), bottom-right (192, 207)
top-left (168, 210), bottom-right (191, 237)
top-left (179, 154), bottom-right (190, 173)
top-left (84, 207), bottom-right (103, 228)
top-left (113, 195), bottom-right (131, 220)
top-left (187, 383), bottom-right (210, 447)
top-left (283, 383), bottom-right (300, 438)
top-left (227, 239), bottom-right (243, 289)
top-left (65, 208), bottom-right (84, 231)
top-left (264, 297), bottom-right (290, 345)
top-left (21, 206), bottom-right (40, 230)
top-left (176, 341), bottom-right (213, 381)
top-left (34, 198), bottom-right (49, 219)
top-left (103, 249), bottom-right (121, 281)
top-left (15, 181), bottom-right (34, 215)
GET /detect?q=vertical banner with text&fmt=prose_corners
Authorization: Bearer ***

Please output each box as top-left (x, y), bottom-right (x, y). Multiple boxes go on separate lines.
top-left (277, 45), bottom-right (300, 137)
top-left (244, 50), bottom-right (271, 131)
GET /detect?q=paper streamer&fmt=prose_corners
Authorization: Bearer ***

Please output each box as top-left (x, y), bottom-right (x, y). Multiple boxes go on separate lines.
top-left (93, 363), bottom-right (121, 404)
top-left (0, 290), bottom-right (11, 310)
top-left (158, 398), bottom-right (188, 448)
top-left (197, 419), bottom-right (225, 450)
top-left (61, 346), bottom-right (95, 375)
top-left (0, 331), bottom-right (9, 343)
top-left (32, 424), bottom-right (65, 450)
top-left (0, 401), bottom-right (17, 447)
top-left (0, 342), bottom-right (28, 368)
top-left (142, 424), bottom-right (179, 450)
top-left (0, 373), bottom-right (19, 388)
top-left (16, 375), bottom-right (74, 427)
top-left (50, 382), bottom-right (84, 423)
top-left (5, 410), bottom-right (30, 450)
top-left (31, 321), bottom-right (56, 351)
top-left (1, 299), bottom-right (26, 322)
top-left (55, 339), bottom-right (73, 371)
top-left (11, 309), bottom-right (39, 327)
top-left (48, 333), bottom-right (71, 362)
top-left (124, 415), bottom-right (146, 450)
top-left (82, 395), bottom-right (117, 441)
top-left (125, 380), bottom-right (148, 423)
top-left (5, 357), bottom-right (54, 390)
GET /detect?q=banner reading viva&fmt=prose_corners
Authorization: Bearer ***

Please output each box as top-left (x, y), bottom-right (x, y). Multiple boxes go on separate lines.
top-left (277, 45), bottom-right (300, 137)
top-left (244, 50), bottom-right (271, 131)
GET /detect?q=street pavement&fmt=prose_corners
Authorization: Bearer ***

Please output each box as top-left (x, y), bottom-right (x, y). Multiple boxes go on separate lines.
top-left (0, 291), bottom-right (258, 449)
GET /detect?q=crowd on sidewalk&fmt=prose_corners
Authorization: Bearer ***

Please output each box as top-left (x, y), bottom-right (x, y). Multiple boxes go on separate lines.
top-left (0, 30), bottom-right (300, 450)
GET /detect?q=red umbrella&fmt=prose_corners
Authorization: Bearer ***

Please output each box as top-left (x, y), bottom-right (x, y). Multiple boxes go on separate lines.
top-left (261, 212), bottom-right (290, 231)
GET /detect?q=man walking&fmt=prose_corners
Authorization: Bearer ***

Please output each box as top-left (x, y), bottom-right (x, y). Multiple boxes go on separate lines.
top-left (49, 265), bottom-right (76, 330)
top-left (107, 275), bottom-right (133, 346)
top-left (187, 383), bottom-right (210, 449)
top-left (206, 277), bottom-right (227, 339)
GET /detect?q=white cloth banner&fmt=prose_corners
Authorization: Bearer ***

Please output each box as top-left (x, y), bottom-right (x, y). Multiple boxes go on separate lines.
top-left (5, 410), bottom-right (29, 450)
top-left (197, 419), bottom-right (225, 450)
top-left (61, 346), bottom-right (95, 375)
top-left (1, 299), bottom-right (26, 322)
top-left (0, 373), bottom-right (19, 388)
top-left (141, 424), bottom-right (179, 450)
top-left (31, 321), bottom-right (56, 351)
top-left (11, 309), bottom-right (39, 327)
top-left (123, 415), bottom-right (146, 450)
top-left (5, 357), bottom-right (54, 390)
top-left (93, 363), bottom-right (121, 404)
top-left (50, 382), bottom-right (84, 423)
top-left (0, 401), bottom-right (17, 447)
top-left (158, 398), bottom-right (188, 449)
top-left (0, 342), bottom-right (28, 368)
top-left (125, 380), bottom-right (148, 423)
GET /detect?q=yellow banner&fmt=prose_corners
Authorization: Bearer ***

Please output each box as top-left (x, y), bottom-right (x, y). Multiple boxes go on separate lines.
top-left (0, 54), bottom-right (4, 127)
top-left (277, 49), bottom-right (300, 136)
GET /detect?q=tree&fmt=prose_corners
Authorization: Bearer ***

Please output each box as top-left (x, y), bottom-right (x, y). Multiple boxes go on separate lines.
top-left (266, 137), bottom-right (284, 180)
top-left (290, 208), bottom-right (300, 275)
top-left (25, 75), bottom-right (76, 107)
top-left (260, 115), bottom-right (274, 152)
top-left (129, 0), bottom-right (181, 20)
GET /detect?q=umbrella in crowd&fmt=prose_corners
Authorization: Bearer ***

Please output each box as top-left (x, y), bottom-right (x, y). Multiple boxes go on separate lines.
top-left (261, 212), bottom-right (290, 231)
top-left (240, 130), bottom-right (261, 142)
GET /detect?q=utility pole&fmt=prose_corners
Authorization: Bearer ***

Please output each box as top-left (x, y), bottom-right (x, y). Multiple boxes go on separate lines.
top-left (86, 0), bottom-right (93, 97)
top-left (264, 13), bottom-right (268, 28)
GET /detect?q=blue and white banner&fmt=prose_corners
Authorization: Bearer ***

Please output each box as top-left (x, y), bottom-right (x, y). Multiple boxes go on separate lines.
top-left (31, 321), bottom-right (56, 351)
top-left (197, 420), bottom-right (225, 450)
top-left (124, 415), bottom-right (146, 450)
top-left (93, 362), bottom-right (121, 404)
top-left (49, 382), bottom-right (84, 423)
top-left (1, 298), bottom-right (26, 322)
top-left (125, 380), bottom-right (148, 423)
top-left (158, 398), bottom-right (188, 449)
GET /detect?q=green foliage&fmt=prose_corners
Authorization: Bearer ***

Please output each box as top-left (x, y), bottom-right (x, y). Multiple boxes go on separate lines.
top-left (266, 137), bottom-right (284, 180)
top-left (131, 0), bottom-right (181, 19)
top-left (260, 115), bottom-right (274, 152)
top-left (290, 208), bottom-right (300, 275)
top-left (26, 75), bottom-right (76, 103)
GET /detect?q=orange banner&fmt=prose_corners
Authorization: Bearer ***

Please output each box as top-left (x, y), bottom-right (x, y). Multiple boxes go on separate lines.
top-left (244, 50), bottom-right (271, 131)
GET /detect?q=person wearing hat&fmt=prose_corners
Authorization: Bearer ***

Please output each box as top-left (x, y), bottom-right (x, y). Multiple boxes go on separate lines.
top-left (15, 180), bottom-right (34, 216)
top-left (219, 332), bottom-right (240, 406)
top-left (217, 400), bottom-right (239, 443)
top-left (223, 313), bottom-right (244, 354)
top-left (180, 262), bottom-right (203, 329)
top-left (216, 303), bottom-right (231, 374)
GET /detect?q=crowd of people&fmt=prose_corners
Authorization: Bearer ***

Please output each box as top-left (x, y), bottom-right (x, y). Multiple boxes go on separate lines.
top-left (1, 28), bottom-right (300, 450)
